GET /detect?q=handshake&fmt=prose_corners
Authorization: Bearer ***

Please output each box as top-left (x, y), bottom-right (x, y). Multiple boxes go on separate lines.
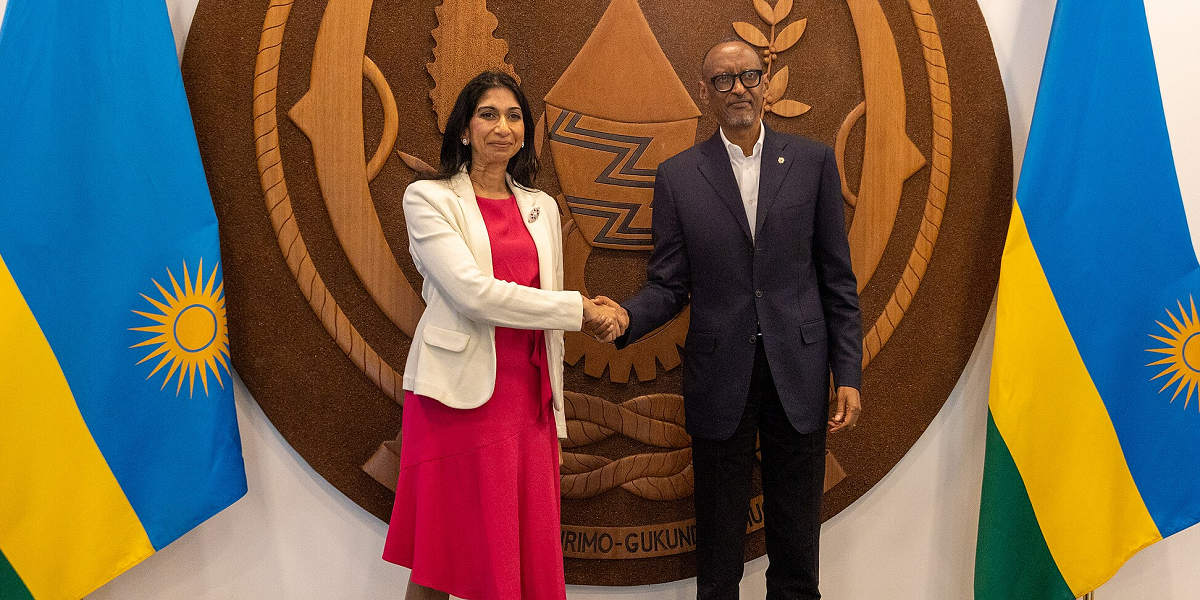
top-left (581, 296), bottom-right (629, 343)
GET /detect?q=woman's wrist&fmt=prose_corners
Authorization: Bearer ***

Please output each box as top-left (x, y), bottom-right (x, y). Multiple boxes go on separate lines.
top-left (581, 296), bottom-right (596, 326)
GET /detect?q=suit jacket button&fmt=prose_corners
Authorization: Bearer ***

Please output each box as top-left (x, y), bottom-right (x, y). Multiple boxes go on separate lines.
top-left (755, 289), bottom-right (764, 298)
top-left (748, 335), bottom-right (757, 344)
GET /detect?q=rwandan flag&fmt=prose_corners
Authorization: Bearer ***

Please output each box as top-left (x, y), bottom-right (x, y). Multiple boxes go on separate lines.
top-left (0, 2), bottom-right (247, 598)
top-left (975, 1), bottom-right (1200, 598)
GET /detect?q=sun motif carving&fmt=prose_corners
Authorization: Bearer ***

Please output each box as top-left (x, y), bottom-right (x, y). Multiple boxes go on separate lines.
top-left (1147, 296), bottom-right (1200, 409)
top-left (130, 259), bottom-right (231, 397)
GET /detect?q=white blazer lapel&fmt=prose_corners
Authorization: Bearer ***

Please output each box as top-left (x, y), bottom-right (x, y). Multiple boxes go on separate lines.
top-left (449, 170), bottom-right (494, 277)
top-left (509, 176), bottom-right (554, 292)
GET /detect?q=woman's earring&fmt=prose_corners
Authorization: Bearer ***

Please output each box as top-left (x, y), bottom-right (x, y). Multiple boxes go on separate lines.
top-left (461, 138), bottom-right (469, 146)
top-left (521, 141), bottom-right (525, 149)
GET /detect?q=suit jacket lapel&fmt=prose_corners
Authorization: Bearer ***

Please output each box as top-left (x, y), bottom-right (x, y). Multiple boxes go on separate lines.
top-left (509, 176), bottom-right (555, 292)
top-left (697, 132), bottom-right (753, 242)
top-left (449, 170), bottom-right (494, 277)
top-left (755, 125), bottom-right (792, 238)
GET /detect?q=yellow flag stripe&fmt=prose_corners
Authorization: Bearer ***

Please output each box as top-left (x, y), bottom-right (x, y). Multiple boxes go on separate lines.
top-left (0, 253), bottom-right (154, 599)
top-left (989, 202), bottom-right (1161, 595)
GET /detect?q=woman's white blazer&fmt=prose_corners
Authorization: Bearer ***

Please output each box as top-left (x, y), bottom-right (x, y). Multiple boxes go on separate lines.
top-left (401, 170), bottom-right (583, 438)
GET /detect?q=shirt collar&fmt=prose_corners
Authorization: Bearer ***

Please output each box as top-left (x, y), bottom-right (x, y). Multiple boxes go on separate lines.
top-left (719, 121), bottom-right (765, 162)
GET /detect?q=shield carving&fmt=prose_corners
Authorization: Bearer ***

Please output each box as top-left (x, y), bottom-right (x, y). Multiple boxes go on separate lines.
top-left (182, 0), bottom-right (1012, 585)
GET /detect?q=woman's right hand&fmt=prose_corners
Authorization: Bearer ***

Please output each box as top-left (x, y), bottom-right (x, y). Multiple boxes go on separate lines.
top-left (582, 297), bottom-right (619, 342)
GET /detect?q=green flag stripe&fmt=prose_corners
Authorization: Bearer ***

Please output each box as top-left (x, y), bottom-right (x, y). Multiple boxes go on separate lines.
top-left (0, 548), bottom-right (34, 600)
top-left (975, 412), bottom-right (1075, 600)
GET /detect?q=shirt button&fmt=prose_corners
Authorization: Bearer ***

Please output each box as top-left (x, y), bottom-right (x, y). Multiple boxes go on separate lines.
top-left (755, 290), bottom-right (764, 298)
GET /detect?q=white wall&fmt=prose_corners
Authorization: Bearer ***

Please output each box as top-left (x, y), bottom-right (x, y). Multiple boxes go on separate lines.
top-left (0, 0), bottom-right (1195, 597)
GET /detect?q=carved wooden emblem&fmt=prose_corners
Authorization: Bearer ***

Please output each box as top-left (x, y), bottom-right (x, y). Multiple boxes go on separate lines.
top-left (183, 0), bottom-right (1011, 585)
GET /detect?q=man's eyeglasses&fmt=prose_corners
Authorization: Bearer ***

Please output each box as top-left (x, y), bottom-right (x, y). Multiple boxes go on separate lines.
top-left (710, 69), bottom-right (763, 93)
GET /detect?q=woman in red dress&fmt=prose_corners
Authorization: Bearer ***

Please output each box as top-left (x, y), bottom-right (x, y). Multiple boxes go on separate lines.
top-left (382, 71), bottom-right (619, 600)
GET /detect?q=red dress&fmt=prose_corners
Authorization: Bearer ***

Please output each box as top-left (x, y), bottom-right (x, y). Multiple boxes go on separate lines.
top-left (383, 194), bottom-right (566, 600)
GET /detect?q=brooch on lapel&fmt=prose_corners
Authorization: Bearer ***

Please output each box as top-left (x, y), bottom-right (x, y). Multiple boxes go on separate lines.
top-left (778, 156), bottom-right (786, 164)
top-left (527, 206), bottom-right (540, 223)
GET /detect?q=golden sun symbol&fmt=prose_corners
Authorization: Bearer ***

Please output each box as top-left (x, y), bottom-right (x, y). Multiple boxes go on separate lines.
top-left (1146, 296), bottom-right (1200, 409)
top-left (131, 259), bottom-right (231, 397)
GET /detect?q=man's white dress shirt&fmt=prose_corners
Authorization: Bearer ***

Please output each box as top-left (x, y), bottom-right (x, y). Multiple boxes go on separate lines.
top-left (719, 121), bottom-right (765, 241)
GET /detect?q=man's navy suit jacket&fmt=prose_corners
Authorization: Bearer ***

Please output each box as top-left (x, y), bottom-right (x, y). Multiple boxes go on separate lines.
top-left (616, 126), bottom-right (862, 440)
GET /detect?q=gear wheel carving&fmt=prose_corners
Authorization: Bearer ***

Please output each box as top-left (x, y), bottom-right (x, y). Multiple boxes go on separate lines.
top-left (561, 213), bottom-right (689, 382)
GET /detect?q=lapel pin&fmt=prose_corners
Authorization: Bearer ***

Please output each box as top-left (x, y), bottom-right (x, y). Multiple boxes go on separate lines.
top-left (778, 156), bottom-right (785, 164)
top-left (527, 207), bottom-right (540, 223)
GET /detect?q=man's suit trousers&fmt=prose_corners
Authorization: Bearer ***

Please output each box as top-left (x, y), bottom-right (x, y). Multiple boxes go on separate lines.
top-left (691, 338), bottom-right (828, 600)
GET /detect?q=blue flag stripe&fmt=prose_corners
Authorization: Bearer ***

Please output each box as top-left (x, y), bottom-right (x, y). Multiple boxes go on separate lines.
top-left (1016, 0), bottom-right (1200, 534)
top-left (0, 0), bottom-right (246, 549)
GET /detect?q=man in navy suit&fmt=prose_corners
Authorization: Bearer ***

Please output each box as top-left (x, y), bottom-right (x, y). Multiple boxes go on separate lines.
top-left (600, 40), bottom-right (863, 599)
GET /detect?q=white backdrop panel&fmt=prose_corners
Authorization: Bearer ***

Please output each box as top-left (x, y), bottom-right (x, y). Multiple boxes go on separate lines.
top-left (0, 0), bottom-right (1195, 597)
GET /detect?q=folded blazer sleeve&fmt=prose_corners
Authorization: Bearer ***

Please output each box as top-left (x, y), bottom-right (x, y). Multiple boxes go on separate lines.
top-left (616, 162), bottom-right (691, 347)
top-left (812, 146), bottom-right (863, 390)
top-left (404, 183), bottom-right (584, 331)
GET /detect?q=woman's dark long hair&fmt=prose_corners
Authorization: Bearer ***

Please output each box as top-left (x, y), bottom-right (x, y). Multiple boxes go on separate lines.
top-left (428, 70), bottom-right (540, 188)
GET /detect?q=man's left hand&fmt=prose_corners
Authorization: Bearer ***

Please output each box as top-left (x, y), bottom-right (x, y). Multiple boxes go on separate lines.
top-left (828, 386), bottom-right (862, 433)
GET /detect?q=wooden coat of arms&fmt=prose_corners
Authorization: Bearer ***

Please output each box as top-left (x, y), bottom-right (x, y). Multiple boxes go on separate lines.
top-left (182, 0), bottom-right (1011, 585)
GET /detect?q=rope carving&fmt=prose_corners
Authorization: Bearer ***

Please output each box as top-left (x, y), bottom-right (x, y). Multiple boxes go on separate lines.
top-left (253, 0), bottom-right (402, 401)
top-left (561, 392), bottom-right (695, 500)
top-left (859, 0), bottom-right (953, 368)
